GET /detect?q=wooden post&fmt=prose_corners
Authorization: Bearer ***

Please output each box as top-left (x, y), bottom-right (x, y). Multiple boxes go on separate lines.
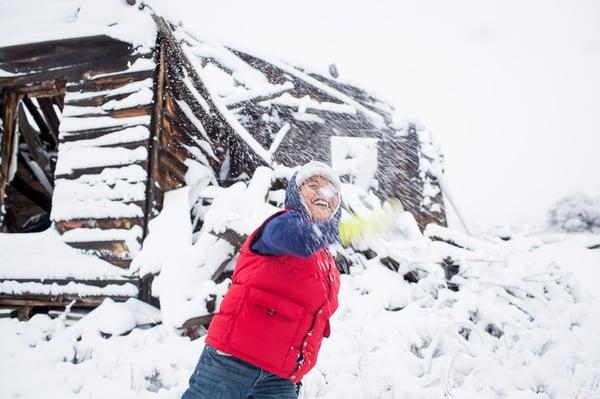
top-left (0, 90), bottom-right (19, 231)
top-left (143, 34), bottom-right (166, 239)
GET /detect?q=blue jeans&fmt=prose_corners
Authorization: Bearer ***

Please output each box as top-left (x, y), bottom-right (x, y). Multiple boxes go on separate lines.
top-left (182, 344), bottom-right (298, 399)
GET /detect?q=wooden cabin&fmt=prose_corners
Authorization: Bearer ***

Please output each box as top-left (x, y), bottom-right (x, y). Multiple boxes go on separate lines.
top-left (0, 2), bottom-right (446, 313)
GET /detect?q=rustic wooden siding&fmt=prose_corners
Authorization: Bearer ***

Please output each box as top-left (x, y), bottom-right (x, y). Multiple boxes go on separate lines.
top-left (50, 53), bottom-right (157, 268)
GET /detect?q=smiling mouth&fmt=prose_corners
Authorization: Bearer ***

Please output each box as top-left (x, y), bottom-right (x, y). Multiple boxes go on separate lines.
top-left (312, 199), bottom-right (329, 208)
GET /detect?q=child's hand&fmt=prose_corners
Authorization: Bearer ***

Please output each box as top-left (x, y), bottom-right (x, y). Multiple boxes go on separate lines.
top-left (338, 198), bottom-right (404, 246)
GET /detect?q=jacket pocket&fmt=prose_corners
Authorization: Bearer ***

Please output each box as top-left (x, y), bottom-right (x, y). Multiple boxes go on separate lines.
top-left (228, 286), bottom-right (306, 370)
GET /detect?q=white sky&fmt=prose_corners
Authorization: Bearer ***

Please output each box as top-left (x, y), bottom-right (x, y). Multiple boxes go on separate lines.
top-left (174, 0), bottom-right (600, 230)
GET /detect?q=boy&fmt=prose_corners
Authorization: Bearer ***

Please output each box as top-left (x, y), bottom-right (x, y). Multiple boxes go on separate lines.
top-left (183, 161), bottom-right (342, 399)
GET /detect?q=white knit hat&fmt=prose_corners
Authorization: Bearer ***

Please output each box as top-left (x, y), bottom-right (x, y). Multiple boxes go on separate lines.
top-left (295, 161), bottom-right (341, 192)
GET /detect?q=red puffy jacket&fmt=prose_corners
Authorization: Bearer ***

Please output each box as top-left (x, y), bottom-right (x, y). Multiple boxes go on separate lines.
top-left (205, 211), bottom-right (341, 383)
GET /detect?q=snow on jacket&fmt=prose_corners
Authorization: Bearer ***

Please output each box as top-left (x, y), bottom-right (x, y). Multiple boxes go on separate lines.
top-left (205, 173), bottom-right (342, 383)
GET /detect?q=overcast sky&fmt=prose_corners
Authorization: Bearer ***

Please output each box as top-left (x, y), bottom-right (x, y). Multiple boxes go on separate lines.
top-left (174, 0), bottom-right (600, 230)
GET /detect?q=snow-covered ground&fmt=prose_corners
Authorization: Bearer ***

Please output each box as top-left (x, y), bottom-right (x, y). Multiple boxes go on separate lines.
top-left (2, 171), bottom-right (599, 398)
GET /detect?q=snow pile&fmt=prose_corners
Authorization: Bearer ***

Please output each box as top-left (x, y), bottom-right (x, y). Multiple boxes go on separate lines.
top-left (547, 193), bottom-right (600, 233)
top-left (305, 230), bottom-right (600, 398)
top-left (130, 187), bottom-right (228, 329)
top-left (0, 227), bottom-right (129, 280)
top-left (130, 166), bottom-right (280, 329)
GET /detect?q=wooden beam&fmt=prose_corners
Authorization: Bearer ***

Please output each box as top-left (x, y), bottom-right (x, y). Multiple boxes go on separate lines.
top-left (17, 104), bottom-right (53, 179)
top-left (37, 97), bottom-right (60, 144)
top-left (143, 34), bottom-right (167, 238)
top-left (0, 55), bottom-right (152, 90)
top-left (59, 124), bottom-right (147, 143)
top-left (0, 35), bottom-right (133, 74)
top-left (14, 79), bottom-right (66, 98)
top-left (0, 90), bottom-right (19, 230)
top-left (54, 159), bottom-right (148, 180)
top-left (65, 91), bottom-right (135, 108)
top-left (55, 217), bottom-right (144, 233)
top-left (0, 296), bottom-right (124, 308)
top-left (22, 97), bottom-right (52, 142)
top-left (66, 69), bottom-right (155, 94)
top-left (66, 240), bottom-right (132, 259)
top-left (11, 171), bottom-right (52, 213)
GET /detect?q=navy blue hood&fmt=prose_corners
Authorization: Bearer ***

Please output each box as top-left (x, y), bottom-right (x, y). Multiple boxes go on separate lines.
top-left (285, 172), bottom-right (342, 233)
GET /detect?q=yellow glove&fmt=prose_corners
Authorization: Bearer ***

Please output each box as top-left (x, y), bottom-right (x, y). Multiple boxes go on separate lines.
top-left (338, 198), bottom-right (403, 246)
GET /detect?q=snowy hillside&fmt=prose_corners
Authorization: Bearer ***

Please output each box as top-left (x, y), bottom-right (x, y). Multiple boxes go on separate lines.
top-left (1, 166), bottom-right (599, 399)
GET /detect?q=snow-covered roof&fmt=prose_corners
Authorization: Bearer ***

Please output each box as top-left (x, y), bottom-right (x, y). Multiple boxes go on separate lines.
top-left (0, 0), bottom-right (156, 51)
top-left (174, 28), bottom-right (399, 166)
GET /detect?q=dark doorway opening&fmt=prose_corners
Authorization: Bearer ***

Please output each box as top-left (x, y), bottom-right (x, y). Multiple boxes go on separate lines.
top-left (1, 92), bottom-right (63, 232)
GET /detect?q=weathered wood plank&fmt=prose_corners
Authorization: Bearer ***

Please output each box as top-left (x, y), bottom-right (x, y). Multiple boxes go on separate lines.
top-left (59, 124), bottom-right (148, 143)
top-left (143, 34), bottom-right (166, 237)
top-left (22, 97), bottom-right (54, 143)
top-left (16, 105), bottom-right (53, 179)
top-left (0, 36), bottom-right (133, 74)
top-left (67, 240), bottom-right (133, 268)
top-left (0, 54), bottom-right (139, 89)
top-left (156, 169), bottom-right (185, 191)
top-left (0, 277), bottom-right (139, 287)
top-left (63, 105), bottom-right (151, 120)
top-left (37, 97), bottom-right (61, 140)
top-left (66, 70), bottom-right (155, 93)
top-left (0, 91), bottom-right (19, 230)
top-left (158, 146), bottom-right (188, 185)
top-left (66, 91), bottom-right (135, 108)
top-left (13, 80), bottom-right (66, 98)
top-left (0, 295), bottom-right (132, 308)
top-left (54, 159), bottom-right (148, 181)
top-left (55, 217), bottom-right (144, 233)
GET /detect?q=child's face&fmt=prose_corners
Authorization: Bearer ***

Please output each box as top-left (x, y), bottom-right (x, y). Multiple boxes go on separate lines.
top-left (299, 175), bottom-right (340, 222)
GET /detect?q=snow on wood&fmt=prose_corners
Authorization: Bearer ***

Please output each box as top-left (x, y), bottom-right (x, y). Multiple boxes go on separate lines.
top-left (59, 126), bottom-right (150, 149)
top-left (208, 93), bottom-right (272, 164)
top-left (235, 46), bottom-right (386, 127)
top-left (222, 81), bottom-right (294, 106)
top-left (54, 146), bottom-right (147, 175)
top-left (61, 226), bottom-right (143, 257)
top-left (59, 115), bottom-right (151, 133)
top-left (6, 127), bottom-right (19, 183)
top-left (180, 33), bottom-right (271, 91)
top-left (291, 111), bottom-right (325, 123)
top-left (89, 57), bottom-right (156, 80)
top-left (181, 72), bottom-right (211, 114)
top-left (267, 122), bottom-right (290, 156)
top-left (183, 45), bottom-right (273, 164)
top-left (174, 100), bottom-right (212, 142)
top-left (259, 92), bottom-right (356, 115)
top-left (53, 179), bottom-right (146, 203)
top-left (51, 198), bottom-right (144, 221)
top-left (0, 280), bottom-right (138, 298)
top-left (68, 164), bottom-right (147, 184)
top-left (65, 78), bottom-right (154, 102)
top-left (62, 88), bottom-right (154, 117)
top-left (0, 228), bottom-right (128, 280)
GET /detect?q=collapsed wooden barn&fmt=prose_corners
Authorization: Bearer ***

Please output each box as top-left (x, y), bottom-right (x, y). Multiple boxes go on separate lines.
top-left (0, 2), bottom-right (447, 319)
